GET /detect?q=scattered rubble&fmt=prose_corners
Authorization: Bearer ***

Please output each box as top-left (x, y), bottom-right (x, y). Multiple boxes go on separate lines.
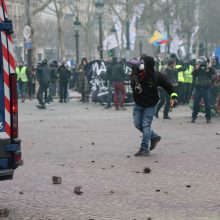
top-left (0, 208), bottom-right (9, 218)
top-left (143, 167), bottom-right (151, 174)
top-left (110, 190), bottom-right (114, 194)
top-left (52, 176), bottom-right (62, 184)
top-left (74, 186), bottom-right (83, 195)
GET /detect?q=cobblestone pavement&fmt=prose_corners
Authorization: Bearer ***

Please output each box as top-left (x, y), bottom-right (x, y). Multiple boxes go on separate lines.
top-left (1, 97), bottom-right (220, 220)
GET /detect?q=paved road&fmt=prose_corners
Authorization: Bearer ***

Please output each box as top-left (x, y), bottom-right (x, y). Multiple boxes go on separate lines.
top-left (1, 98), bottom-right (220, 220)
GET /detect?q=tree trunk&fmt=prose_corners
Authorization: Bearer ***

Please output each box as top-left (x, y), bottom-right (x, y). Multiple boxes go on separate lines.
top-left (57, 13), bottom-right (65, 60)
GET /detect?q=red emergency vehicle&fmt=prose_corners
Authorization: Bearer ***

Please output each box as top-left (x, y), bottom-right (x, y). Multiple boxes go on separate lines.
top-left (0, 0), bottom-right (21, 181)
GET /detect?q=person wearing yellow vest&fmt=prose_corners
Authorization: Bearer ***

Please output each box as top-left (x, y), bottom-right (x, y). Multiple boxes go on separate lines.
top-left (170, 54), bottom-right (186, 104)
top-left (16, 62), bottom-right (28, 102)
top-left (175, 62), bottom-right (186, 104)
top-left (183, 60), bottom-right (193, 103)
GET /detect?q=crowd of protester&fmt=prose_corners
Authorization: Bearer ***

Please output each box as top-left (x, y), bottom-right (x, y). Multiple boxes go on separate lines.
top-left (15, 54), bottom-right (220, 117)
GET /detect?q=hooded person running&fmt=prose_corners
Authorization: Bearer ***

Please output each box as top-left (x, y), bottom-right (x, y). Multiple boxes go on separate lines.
top-left (130, 55), bottom-right (178, 156)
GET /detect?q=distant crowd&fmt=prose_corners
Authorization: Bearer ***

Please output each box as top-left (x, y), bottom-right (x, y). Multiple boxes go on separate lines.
top-left (15, 54), bottom-right (220, 116)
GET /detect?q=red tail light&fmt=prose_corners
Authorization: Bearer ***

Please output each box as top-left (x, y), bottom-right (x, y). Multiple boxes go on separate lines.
top-left (15, 154), bottom-right (21, 162)
top-left (10, 73), bottom-right (18, 139)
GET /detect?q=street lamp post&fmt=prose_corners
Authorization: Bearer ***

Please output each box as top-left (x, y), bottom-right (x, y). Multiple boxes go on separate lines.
top-left (95, 0), bottom-right (104, 60)
top-left (139, 41), bottom-right (143, 57)
top-left (73, 16), bottom-right (81, 65)
top-left (110, 26), bottom-right (117, 57)
top-left (137, 29), bottom-right (144, 58)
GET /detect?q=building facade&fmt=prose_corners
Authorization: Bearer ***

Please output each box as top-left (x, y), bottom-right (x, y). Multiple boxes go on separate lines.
top-left (6, 0), bottom-right (25, 63)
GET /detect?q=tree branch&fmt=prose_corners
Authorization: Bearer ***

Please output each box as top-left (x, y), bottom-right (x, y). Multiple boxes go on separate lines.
top-left (32, 0), bottom-right (53, 15)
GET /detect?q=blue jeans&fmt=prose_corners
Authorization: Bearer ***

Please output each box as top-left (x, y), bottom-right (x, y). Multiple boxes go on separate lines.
top-left (133, 104), bottom-right (159, 151)
top-left (192, 88), bottom-right (211, 120)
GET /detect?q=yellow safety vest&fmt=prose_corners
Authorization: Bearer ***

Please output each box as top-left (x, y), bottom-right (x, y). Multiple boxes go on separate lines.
top-left (176, 65), bottom-right (184, 83)
top-left (16, 66), bottom-right (28, 82)
top-left (184, 65), bottom-right (193, 84)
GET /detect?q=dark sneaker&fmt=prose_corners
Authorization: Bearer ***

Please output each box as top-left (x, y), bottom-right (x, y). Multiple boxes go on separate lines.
top-left (104, 106), bottom-right (111, 109)
top-left (163, 115), bottom-right (172, 119)
top-left (36, 105), bottom-right (46, 109)
top-left (206, 119), bottom-right (211, 123)
top-left (191, 118), bottom-right (196, 123)
top-left (150, 136), bottom-right (161, 151)
top-left (134, 149), bottom-right (150, 157)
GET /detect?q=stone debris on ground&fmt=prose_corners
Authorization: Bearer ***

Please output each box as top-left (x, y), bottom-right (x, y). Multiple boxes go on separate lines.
top-left (0, 208), bottom-right (9, 218)
top-left (52, 176), bottom-right (62, 184)
top-left (110, 190), bottom-right (114, 194)
top-left (143, 167), bottom-right (151, 174)
top-left (74, 186), bottom-right (83, 195)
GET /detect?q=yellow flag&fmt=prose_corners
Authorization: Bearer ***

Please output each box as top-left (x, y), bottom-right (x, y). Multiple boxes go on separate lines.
top-left (149, 31), bottom-right (164, 44)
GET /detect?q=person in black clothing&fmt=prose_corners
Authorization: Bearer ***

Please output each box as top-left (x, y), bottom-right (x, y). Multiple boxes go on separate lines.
top-left (36, 59), bottom-right (50, 109)
top-left (111, 58), bottom-right (126, 110)
top-left (58, 62), bottom-right (70, 103)
top-left (47, 61), bottom-right (58, 103)
top-left (27, 65), bottom-right (36, 100)
top-left (155, 59), bottom-right (178, 119)
top-left (104, 59), bottom-right (114, 109)
top-left (130, 55), bottom-right (178, 156)
top-left (210, 56), bottom-right (220, 107)
top-left (191, 58), bottom-right (215, 123)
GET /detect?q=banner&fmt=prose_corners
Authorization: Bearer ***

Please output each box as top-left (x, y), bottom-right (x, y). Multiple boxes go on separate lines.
top-left (84, 60), bottom-right (133, 104)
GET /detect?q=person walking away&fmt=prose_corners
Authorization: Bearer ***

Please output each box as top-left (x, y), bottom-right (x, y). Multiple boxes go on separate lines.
top-left (16, 62), bottom-right (28, 102)
top-left (111, 58), bottom-right (126, 110)
top-left (27, 65), bottom-right (36, 100)
top-left (130, 55), bottom-right (178, 156)
top-left (58, 62), bottom-right (70, 103)
top-left (155, 59), bottom-right (178, 119)
top-left (36, 59), bottom-right (50, 109)
top-left (191, 58), bottom-right (215, 123)
top-left (77, 58), bottom-right (88, 102)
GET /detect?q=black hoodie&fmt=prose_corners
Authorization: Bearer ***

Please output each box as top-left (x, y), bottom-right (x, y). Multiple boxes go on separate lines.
top-left (131, 56), bottom-right (176, 107)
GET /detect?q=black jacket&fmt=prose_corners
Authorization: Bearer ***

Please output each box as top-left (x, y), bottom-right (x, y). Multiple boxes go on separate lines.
top-left (36, 64), bottom-right (50, 84)
top-left (192, 67), bottom-right (215, 89)
top-left (58, 65), bottom-right (70, 83)
top-left (164, 67), bottom-right (178, 85)
top-left (131, 71), bottom-right (176, 107)
top-left (111, 63), bottom-right (125, 82)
